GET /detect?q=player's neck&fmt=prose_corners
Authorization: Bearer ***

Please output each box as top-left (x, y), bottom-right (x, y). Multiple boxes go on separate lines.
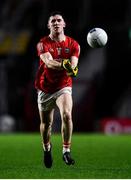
top-left (49, 33), bottom-right (65, 42)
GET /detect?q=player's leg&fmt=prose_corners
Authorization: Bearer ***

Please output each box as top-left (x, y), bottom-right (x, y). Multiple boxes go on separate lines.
top-left (56, 93), bottom-right (75, 165)
top-left (39, 109), bottom-right (54, 168)
top-left (39, 109), bottom-right (54, 151)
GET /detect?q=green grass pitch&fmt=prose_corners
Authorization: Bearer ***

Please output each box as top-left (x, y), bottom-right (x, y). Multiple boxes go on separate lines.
top-left (0, 133), bottom-right (131, 179)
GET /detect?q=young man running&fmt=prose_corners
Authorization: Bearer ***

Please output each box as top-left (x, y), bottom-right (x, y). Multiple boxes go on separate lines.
top-left (35, 11), bottom-right (80, 168)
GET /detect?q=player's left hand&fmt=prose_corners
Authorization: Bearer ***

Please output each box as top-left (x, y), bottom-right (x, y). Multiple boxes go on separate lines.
top-left (67, 66), bottom-right (78, 77)
top-left (61, 59), bottom-right (78, 77)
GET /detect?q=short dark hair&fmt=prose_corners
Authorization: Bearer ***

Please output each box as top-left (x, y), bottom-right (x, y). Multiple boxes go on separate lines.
top-left (49, 11), bottom-right (64, 17)
top-left (47, 11), bottom-right (67, 26)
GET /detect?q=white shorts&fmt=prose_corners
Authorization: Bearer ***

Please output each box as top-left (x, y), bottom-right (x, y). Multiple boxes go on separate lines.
top-left (37, 87), bottom-right (72, 111)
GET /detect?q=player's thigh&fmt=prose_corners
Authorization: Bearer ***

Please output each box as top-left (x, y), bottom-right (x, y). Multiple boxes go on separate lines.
top-left (56, 93), bottom-right (73, 114)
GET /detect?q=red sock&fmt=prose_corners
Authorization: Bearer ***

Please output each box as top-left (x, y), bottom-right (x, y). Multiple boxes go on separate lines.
top-left (63, 142), bottom-right (71, 153)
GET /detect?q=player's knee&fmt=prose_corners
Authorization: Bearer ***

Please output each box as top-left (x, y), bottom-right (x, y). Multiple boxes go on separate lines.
top-left (40, 121), bottom-right (52, 129)
top-left (63, 110), bottom-right (72, 123)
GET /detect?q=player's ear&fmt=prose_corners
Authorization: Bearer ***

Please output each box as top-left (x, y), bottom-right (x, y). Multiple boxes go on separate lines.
top-left (47, 23), bottom-right (50, 29)
top-left (63, 21), bottom-right (66, 28)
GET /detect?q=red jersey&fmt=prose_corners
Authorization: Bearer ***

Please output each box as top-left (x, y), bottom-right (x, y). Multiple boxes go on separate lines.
top-left (35, 35), bottom-right (80, 93)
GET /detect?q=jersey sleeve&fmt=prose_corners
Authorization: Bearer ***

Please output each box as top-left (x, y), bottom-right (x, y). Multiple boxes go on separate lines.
top-left (36, 40), bottom-right (48, 56)
top-left (72, 41), bottom-right (80, 58)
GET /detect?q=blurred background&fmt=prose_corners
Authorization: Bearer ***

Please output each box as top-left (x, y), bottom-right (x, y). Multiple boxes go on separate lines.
top-left (0, 0), bottom-right (131, 135)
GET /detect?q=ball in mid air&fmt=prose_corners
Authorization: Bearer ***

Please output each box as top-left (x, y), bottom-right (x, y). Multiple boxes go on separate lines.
top-left (87, 28), bottom-right (108, 48)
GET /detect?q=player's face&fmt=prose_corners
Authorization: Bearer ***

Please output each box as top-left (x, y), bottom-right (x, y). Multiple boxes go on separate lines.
top-left (48, 15), bottom-right (66, 34)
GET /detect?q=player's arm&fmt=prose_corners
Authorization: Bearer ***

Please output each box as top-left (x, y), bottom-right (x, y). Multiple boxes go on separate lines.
top-left (40, 52), bottom-right (62, 70)
top-left (62, 43), bottom-right (80, 77)
top-left (61, 56), bottom-right (79, 77)
top-left (69, 43), bottom-right (80, 76)
top-left (70, 56), bottom-right (78, 69)
top-left (68, 56), bottom-right (79, 77)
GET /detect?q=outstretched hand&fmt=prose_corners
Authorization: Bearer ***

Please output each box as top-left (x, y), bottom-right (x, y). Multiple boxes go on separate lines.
top-left (61, 59), bottom-right (78, 77)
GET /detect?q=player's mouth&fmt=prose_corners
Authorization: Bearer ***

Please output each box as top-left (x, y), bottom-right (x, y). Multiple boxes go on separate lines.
top-left (54, 25), bottom-right (60, 28)
top-left (54, 27), bottom-right (60, 31)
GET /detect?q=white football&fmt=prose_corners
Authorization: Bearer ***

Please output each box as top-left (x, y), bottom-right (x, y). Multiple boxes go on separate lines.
top-left (87, 28), bottom-right (108, 48)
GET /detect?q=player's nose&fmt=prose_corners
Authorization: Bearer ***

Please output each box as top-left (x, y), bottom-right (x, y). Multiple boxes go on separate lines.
top-left (54, 20), bottom-right (59, 25)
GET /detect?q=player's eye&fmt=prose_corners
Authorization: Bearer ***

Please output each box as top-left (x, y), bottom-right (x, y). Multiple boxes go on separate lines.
top-left (51, 19), bottom-right (62, 23)
top-left (57, 19), bottom-right (62, 22)
top-left (51, 19), bottom-right (56, 23)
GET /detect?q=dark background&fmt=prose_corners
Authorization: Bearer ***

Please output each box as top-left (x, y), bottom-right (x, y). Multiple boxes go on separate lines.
top-left (0, 0), bottom-right (131, 133)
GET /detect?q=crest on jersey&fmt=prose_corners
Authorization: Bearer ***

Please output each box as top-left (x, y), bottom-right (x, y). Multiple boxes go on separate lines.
top-left (65, 48), bottom-right (70, 53)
